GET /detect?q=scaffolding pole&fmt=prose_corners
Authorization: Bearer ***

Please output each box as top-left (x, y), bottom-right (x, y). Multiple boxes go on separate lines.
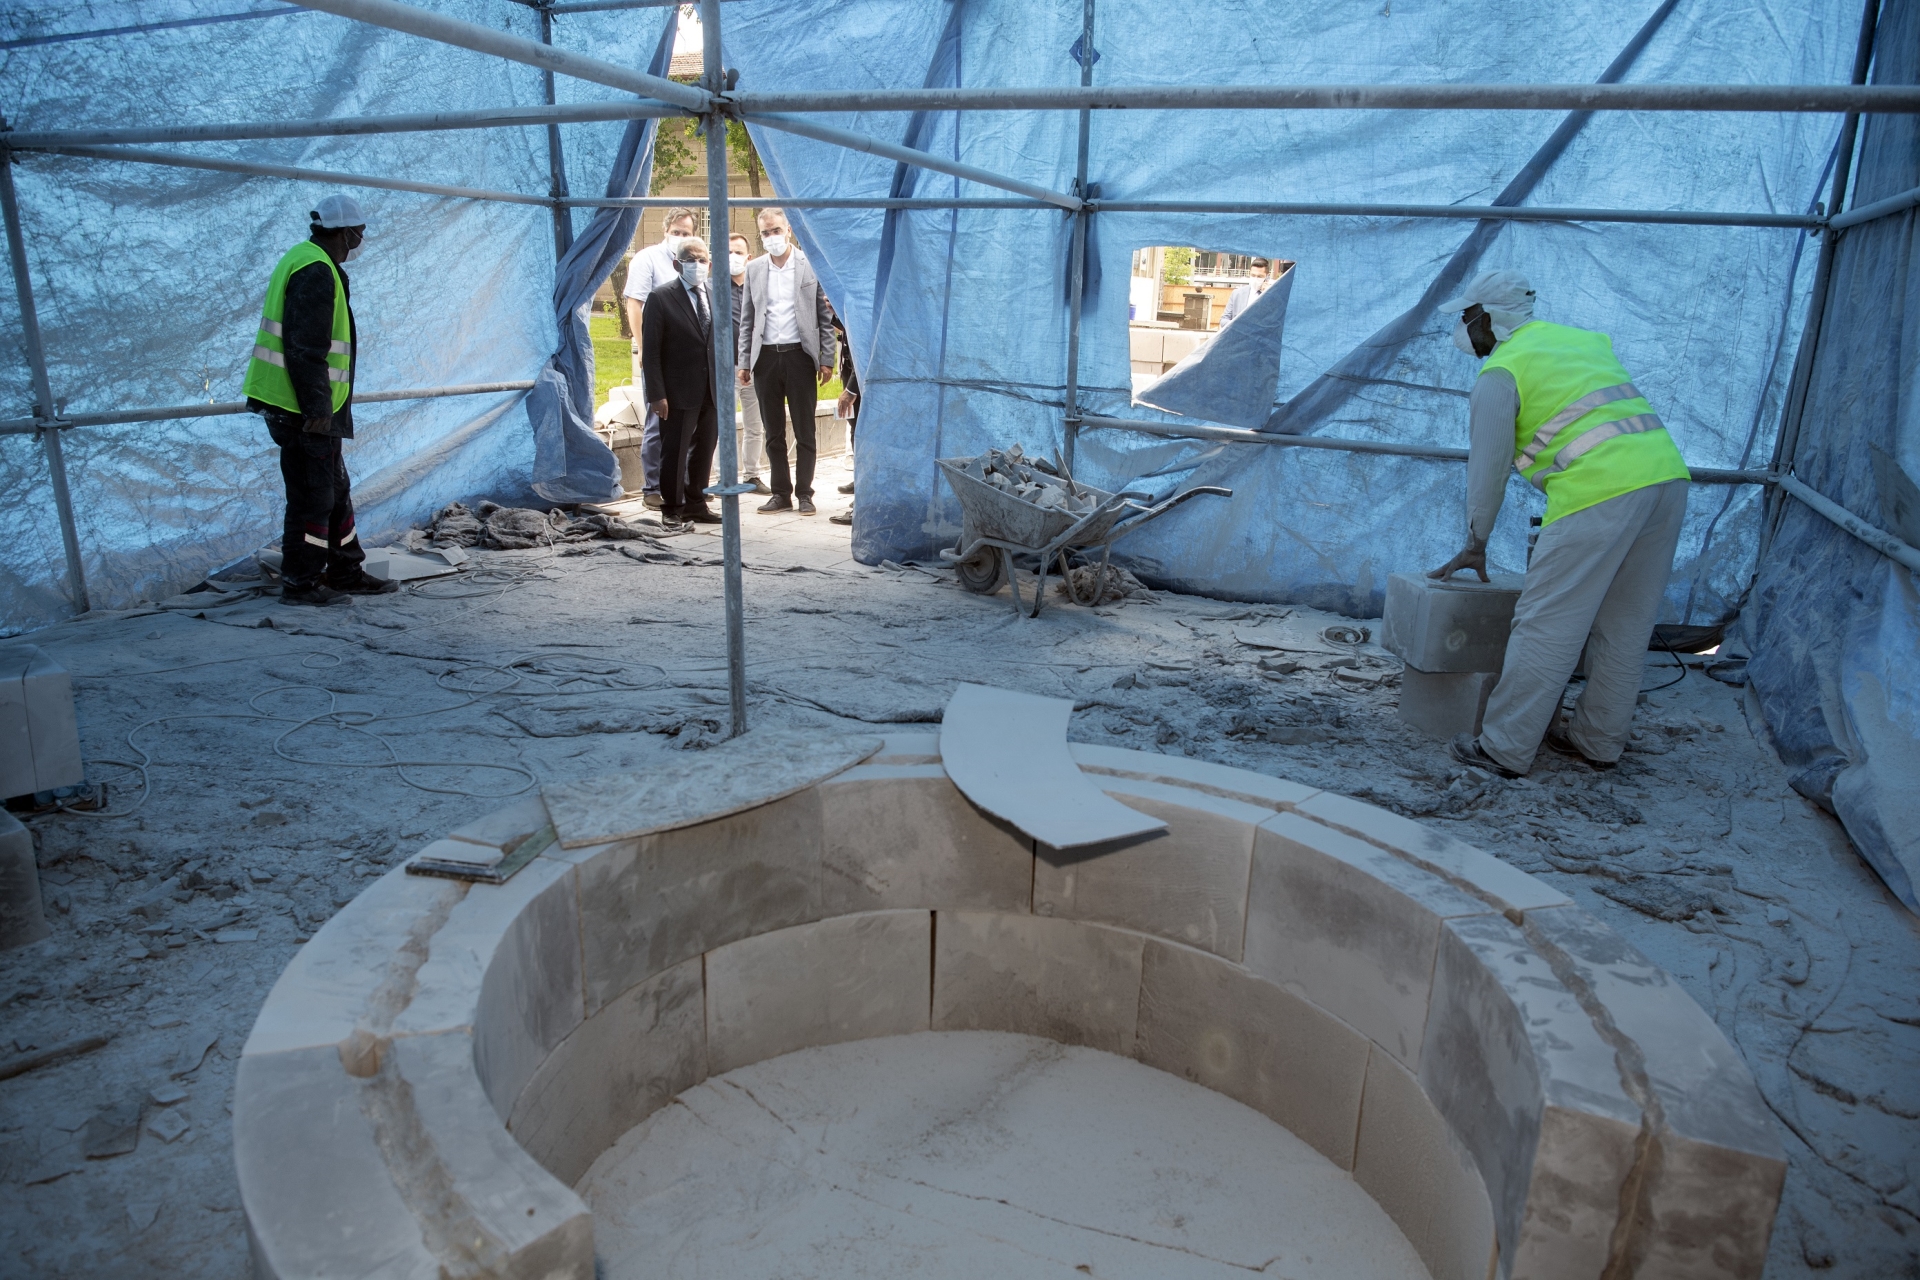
top-left (0, 381), bottom-right (538, 436)
top-left (2, 101), bottom-right (687, 151)
top-left (537, 3), bottom-right (575, 261)
top-left (741, 112), bottom-right (1082, 210)
top-left (702, 0), bottom-right (748, 739)
top-left (1827, 180), bottom-right (1920, 230)
top-left (293, 0), bottom-right (712, 111)
top-left (0, 146), bottom-right (89, 612)
top-left (36, 144), bottom-right (555, 206)
top-left (1090, 199), bottom-right (1821, 229)
top-left (1060, 0), bottom-right (1095, 474)
top-left (734, 83), bottom-right (1920, 116)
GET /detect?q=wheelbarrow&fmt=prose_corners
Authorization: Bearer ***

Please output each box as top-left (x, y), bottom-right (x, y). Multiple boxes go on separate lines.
top-left (935, 454), bottom-right (1231, 617)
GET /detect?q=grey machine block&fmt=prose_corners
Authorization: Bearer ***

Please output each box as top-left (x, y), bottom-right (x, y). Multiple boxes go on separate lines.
top-left (1380, 572), bottom-right (1523, 675)
top-left (0, 808), bottom-right (49, 950)
top-left (0, 643), bottom-right (84, 800)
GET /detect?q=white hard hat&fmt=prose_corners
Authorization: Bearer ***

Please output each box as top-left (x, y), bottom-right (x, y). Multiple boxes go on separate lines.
top-left (310, 194), bottom-right (368, 229)
top-left (1439, 269), bottom-right (1534, 316)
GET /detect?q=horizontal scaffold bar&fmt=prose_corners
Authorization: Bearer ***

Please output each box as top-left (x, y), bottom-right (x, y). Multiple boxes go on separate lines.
top-left (741, 112), bottom-right (1082, 211)
top-left (733, 83), bottom-right (1920, 115)
top-left (3, 101), bottom-right (688, 150)
top-left (0, 381), bottom-right (535, 436)
top-left (561, 195), bottom-right (1058, 210)
top-left (27, 145), bottom-right (552, 205)
top-left (1078, 415), bottom-right (1773, 485)
top-left (1828, 182), bottom-right (1920, 230)
top-left (1091, 200), bottom-right (1822, 229)
top-left (1776, 473), bottom-right (1920, 573)
top-left (293, 0), bottom-right (712, 112)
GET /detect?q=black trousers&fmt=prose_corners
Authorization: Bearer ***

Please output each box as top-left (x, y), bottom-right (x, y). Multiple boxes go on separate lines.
top-left (266, 414), bottom-right (365, 588)
top-left (753, 343), bottom-right (819, 499)
top-left (659, 394), bottom-right (718, 518)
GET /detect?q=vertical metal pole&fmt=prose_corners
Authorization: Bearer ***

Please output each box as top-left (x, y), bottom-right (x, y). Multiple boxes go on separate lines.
top-left (1764, 0), bottom-right (1879, 544)
top-left (1061, 0), bottom-right (1094, 475)
top-left (537, 3), bottom-right (575, 260)
top-left (701, 0), bottom-right (747, 737)
top-left (0, 144), bottom-right (89, 613)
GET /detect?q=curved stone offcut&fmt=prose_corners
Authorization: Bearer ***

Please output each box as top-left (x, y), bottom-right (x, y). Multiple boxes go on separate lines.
top-left (543, 729), bottom-right (883, 848)
top-left (940, 683), bottom-right (1166, 850)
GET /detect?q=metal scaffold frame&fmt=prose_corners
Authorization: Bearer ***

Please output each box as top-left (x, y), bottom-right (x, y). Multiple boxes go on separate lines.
top-left (6, 0), bottom-right (1920, 732)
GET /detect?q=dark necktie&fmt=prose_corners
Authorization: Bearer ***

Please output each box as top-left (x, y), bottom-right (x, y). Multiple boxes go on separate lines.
top-left (693, 285), bottom-right (710, 336)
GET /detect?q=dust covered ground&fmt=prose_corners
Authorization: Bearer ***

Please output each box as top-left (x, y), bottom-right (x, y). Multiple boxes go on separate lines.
top-left (3, 464), bottom-right (1917, 1278)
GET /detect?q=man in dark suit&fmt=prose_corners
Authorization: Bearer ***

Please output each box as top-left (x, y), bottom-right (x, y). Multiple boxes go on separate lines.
top-left (640, 236), bottom-right (720, 527)
top-left (736, 208), bottom-right (836, 514)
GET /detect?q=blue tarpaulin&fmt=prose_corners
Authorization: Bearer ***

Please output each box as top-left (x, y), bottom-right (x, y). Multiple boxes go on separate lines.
top-left (2, 0), bottom-right (1915, 906)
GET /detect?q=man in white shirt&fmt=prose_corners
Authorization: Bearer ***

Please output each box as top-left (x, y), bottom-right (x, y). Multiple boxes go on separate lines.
top-left (735, 208), bottom-right (836, 514)
top-left (623, 208), bottom-right (698, 506)
top-left (727, 232), bottom-right (770, 495)
top-left (1219, 257), bottom-right (1271, 328)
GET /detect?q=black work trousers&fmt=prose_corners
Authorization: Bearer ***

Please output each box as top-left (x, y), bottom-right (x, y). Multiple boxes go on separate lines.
top-left (660, 393), bottom-right (718, 519)
top-left (266, 414), bottom-right (365, 588)
top-left (753, 343), bottom-right (819, 499)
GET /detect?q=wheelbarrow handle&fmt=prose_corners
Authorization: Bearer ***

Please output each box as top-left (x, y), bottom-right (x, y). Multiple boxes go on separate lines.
top-left (1112, 485), bottom-right (1233, 533)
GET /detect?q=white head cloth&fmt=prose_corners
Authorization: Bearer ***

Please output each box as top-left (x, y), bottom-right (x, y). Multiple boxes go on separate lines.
top-left (1440, 268), bottom-right (1536, 340)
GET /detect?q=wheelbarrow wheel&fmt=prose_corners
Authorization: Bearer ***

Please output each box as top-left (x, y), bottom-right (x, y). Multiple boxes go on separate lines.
top-left (954, 545), bottom-right (1006, 594)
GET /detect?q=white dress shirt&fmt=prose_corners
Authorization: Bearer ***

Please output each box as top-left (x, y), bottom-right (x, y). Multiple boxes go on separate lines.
top-left (763, 253), bottom-right (802, 344)
top-left (624, 240), bottom-right (679, 302)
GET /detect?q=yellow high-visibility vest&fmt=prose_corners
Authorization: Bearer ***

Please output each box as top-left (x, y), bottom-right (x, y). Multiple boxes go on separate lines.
top-left (241, 241), bottom-right (351, 414)
top-left (1480, 320), bottom-right (1689, 523)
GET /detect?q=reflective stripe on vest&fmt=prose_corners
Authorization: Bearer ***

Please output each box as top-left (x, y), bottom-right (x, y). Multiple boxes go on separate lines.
top-left (242, 242), bottom-right (352, 414)
top-left (1479, 320), bottom-right (1690, 524)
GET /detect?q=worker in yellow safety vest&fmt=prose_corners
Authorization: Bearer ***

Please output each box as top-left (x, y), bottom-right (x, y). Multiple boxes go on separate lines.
top-left (1429, 269), bottom-right (1691, 777)
top-left (242, 194), bottom-right (396, 606)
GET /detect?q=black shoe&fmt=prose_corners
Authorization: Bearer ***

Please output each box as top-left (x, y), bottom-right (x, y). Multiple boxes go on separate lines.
top-left (1545, 718), bottom-right (1616, 770)
top-left (1448, 732), bottom-right (1523, 779)
top-left (797, 497), bottom-right (817, 515)
top-left (282, 582), bottom-right (353, 607)
top-left (642, 492), bottom-right (664, 510)
top-left (745, 475), bottom-right (772, 495)
top-left (829, 510), bottom-right (853, 526)
top-left (326, 569), bottom-right (400, 595)
top-left (758, 495), bottom-right (793, 513)
top-left (837, 481), bottom-right (855, 495)
top-left (683, 507), bottom-right (722, 525)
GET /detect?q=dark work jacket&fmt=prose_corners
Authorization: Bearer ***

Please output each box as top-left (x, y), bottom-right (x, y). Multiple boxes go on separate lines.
top-left (640, 279), bottom-right (715, 416)
top-left (247, 239), bottom-right (357, 438)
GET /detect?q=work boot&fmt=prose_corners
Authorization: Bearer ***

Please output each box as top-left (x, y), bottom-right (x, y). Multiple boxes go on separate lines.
top-left (281, 582), bottom-right (353, 607)
top-left (829, 509), bottom-right (853, 526)
top-left (758, 495), bottom-right (793, 514)
top-left (1544, 718), bottom-right (1616, 770)
top-left (837, 480), bottom-right (855, 495)
top-left (1447, 733), bottom-right (1522, 779)
top-left (797, 497), bottom-right (817, 515)
top-left (327, 569), bottom-right (400, 595)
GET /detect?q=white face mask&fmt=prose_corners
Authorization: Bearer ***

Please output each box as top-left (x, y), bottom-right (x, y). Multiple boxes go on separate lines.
top-left (729, 252), bottom-right (747, 275)
top-left (680, 260), bottom-right (708, 288)
top-left (343, 243), bottom-right (364, 263)
top-left (664, 232), bottom-right (688, 254)
top-left (762, 233), bottom-right (789, 257)
top-left (1452, 318), bottom-right (1481, 356)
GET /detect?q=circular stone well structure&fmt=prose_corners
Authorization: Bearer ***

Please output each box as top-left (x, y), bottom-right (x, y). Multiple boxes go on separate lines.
top-left (234, 731), bottom-right (1786, 1280)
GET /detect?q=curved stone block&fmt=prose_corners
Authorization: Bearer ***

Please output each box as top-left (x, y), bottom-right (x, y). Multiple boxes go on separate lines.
top-left (1035, 777), bottom-right (1266, 959)
top-left (706, 910), bottom-right (932, 1073)
top-left (1135, 937), bottom-right (1369, 1168)
top-left (819, 764), bottom-right (1033, 914)
top-left (1069, 742), bottom-right (1320, 811)
top-left (1246, 811), bottom-right (1491, 1067)
top-left (508, 956), bottom-right (707, 1189)
top-left (1354, 1046), bottom-right (1499, 1280)
top-left (932, 912), bottom-right (1144, 1054)
top-left (940, 683), bottom-right (1165, 849)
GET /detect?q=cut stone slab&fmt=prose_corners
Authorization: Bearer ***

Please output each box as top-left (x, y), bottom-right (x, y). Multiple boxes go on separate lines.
top-left (932, 912), bottom-right (1144, 1055)
top-left (146, 1108), bottom-right (190, 1143)
top-left (1068, 742), bottom-right (1320, 811)
top-left (1379, 571), bottom-right (1523, 674)
top-left (1397, 667), bottom-right (1499, 740)
top-left (543, 729), bottom-right (882, 848)
top-left (818, 765), bottom-right (1034, 916)
top-left (0, 642), bottom-right (84, 796)
top-left (0, 807), bottom-right (49, 951)
top-left (81, 1102), bottom-right (141, 1158)
top-left (939, 683), bottom-right (1164, 849)
top-left (361, 546), bottom-right (463, 582)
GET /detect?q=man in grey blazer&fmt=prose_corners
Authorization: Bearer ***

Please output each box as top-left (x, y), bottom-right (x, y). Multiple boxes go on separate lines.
top-left (736, 208), bottom-right (837, 513)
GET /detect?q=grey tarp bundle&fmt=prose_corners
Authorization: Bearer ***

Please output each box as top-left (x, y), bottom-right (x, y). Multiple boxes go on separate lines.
top-left (526, 7), bottom-right (675, 506)
top-left (0, 0), bottom-right (660, 632)
top-left (1746, 0), bottom-right (1920, 911)
top-left (1135, 269), bottom-right (1294, 430)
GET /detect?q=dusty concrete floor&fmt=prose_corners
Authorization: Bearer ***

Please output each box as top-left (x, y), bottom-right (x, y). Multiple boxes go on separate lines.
top-left (2, 456), bottom-right (1917, 1279)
